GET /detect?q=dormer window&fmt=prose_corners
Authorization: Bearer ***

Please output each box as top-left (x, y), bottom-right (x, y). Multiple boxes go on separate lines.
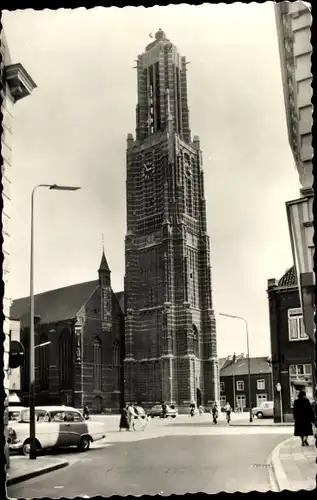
top-left (4, 63), bottom-right (37, 103)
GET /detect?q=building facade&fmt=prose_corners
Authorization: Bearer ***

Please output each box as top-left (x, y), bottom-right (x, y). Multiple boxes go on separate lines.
top-left (124, 29), bottom-right (219, 410)
top-left (219, 355), bottom-right (273, 411)
top-left (268, 266), bottom-right (315, 422)
top-left (1, 29), bottom-right (37, 468)
top-left (274, 2), bottom-right (314, 342)
top-left (10, 253), bottom-right (125, 413)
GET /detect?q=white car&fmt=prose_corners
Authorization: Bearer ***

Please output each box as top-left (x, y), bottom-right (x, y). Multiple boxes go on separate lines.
top-left (8, 405), bottom-right (106, 455)
top-left (252, 401), bottom-right (274, 419)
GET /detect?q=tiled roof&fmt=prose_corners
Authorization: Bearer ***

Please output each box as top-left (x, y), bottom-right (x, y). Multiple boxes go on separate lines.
top-left (220, 357), bottom-right (272, 377)
top-left (278, 266), bottom-right (297, 287)
top-left (10, 280), bottom-right (125, 325)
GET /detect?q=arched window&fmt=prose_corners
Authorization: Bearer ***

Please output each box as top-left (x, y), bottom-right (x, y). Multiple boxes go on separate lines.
top-left (93, 337), bottom-right (102, 391)
top-left (193, 324), bottom-right (199, 358)
top-left (39, 333), bottom-right (49, 391)
top-left (58, 328), bottom-right (72, 390)
top-left (113, 339), bottom-right (120, 391)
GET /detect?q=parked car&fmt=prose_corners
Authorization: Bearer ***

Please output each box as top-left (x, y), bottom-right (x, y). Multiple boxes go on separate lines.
top-left (148, 404), bottom-right (178, 418)
top-left (252, 401), bottom-right (274, 419)
top-left (8, 405), bottom-right (106, 455)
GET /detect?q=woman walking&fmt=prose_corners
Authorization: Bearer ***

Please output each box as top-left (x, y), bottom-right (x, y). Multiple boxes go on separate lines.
top-left (119, 404), bottom-right (130, 431)
top-left (293, 390), bottom-right (314, 446)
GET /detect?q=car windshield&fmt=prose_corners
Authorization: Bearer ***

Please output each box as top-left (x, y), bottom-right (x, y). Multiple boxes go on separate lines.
top-left (9, 411), bottom-right (21, 421)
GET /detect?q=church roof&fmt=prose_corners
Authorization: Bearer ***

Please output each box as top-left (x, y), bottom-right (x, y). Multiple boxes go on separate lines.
top-left (10, 281), bottom-right (124, 325)
top-left (278, 266), bottom-right (297, 287)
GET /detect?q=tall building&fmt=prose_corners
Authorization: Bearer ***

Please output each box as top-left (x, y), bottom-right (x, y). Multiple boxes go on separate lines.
top-left (124, 29), bottom-right (219, 410)
top-left (274, 2), bottom-right (313, 340)
top-left (1, 29), bottom-right (37, 467)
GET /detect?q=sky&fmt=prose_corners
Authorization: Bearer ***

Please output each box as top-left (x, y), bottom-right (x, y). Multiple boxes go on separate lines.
top-left (3, 4), bottom-right (301, 359)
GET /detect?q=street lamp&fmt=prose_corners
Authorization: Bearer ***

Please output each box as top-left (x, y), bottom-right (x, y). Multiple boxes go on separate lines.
top-left (218, 312), bottom-right (253, 423)
top-left (29, 184), bottom-right (81, 460)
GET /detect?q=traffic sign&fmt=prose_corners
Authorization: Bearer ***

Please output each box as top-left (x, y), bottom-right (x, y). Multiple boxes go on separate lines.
top-left (9, 341), bottom-right (25, 369)
top-left (276, 383), bottom-right (281, 392)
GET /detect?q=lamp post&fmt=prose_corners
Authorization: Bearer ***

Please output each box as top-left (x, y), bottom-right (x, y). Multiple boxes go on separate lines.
top-left (218, 313), bottom-right (253, 423)
top-left (29, 184), bottom-right (81, 460)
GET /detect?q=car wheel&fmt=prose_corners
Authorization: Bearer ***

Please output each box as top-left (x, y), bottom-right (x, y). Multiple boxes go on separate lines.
top-left (171, 415), bottom-right (176, 418)
top-left (256, 412), bottom-right (264, 419)
top-left (22, 438), bottom-right (41, 456)
top-left (77, 436), bottom-right (91, 452)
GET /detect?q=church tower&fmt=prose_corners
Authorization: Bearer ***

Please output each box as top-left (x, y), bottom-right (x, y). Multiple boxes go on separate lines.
top-left (124, 29), bottom-right (219, 409)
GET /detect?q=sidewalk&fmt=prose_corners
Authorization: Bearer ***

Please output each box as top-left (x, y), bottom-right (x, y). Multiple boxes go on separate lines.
top-left (230, 418), bottom-right (293, 427)
top-left (6, 456), bottom-right (69, 486)
top-left (271, 437), bottom-right (316, 491)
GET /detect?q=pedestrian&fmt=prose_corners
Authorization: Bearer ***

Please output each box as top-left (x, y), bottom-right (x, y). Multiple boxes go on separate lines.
top-left (119, 404), bottom-right (129, 432)
top-left (224, 402), bottom-right (232, 423)
top-left (161, 402), bottom-right (167, 419)
top-left (211, 401), bottom-right (218, 424)
top-left (190, 403), bottom-right (195, 417)
top-left (198, 405), bottom-right (204, 415)
top-left (83, 404), bottom-right (90, 420)
top-left (293, 390), bottom-right (314, 446)
top-left (127, 403), bottom-right (136, 431)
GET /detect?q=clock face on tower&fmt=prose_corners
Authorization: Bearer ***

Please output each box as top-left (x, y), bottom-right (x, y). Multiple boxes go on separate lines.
top-left (142, 160), bottom-right (154, 180)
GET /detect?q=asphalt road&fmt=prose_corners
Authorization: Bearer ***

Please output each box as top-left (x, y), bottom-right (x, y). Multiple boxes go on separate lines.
top-left (7, 417), bottom-right (290, 498)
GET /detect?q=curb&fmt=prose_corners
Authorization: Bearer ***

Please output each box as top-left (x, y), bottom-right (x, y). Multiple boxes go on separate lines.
top-left (6, 459), bottom-right (69, 486)
top-left (270, 436), bottom-right (294, 492)
top-left (230, 423), bottom-right (293, 427)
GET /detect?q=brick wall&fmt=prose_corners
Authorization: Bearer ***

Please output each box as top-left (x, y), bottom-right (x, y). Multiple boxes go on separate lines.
top-left (220, 373), bottom-right (273, 410)
top-left (268, 285), bottom-right (315, 421)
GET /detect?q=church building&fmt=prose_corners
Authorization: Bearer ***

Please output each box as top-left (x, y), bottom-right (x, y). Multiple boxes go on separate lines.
top-left (10, 252), bottom-right (125, 413)
top-left (124, 29), bottom-right (219, 410)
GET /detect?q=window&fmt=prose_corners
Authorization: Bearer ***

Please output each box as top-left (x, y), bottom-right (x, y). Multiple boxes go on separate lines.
top-left (257, 379), bottom-right (265, 390)
top-left (93, 337), bottom-right (102, 391)
top-left (288, 308), bottom-right (308, 341)
top-left (237, 380), bottom-right (244, 391)
top-left (289, 364), bottom-right (313, 406)
top-left (113, 339), bottom-right (120, 390)
top-left (236, 395), bottom-right (246, 410)
top-left (192, 324), bottom-right (199, 357)
top-left (289, 363), bottom-right (312, 377)
top-left (38, 334), bottom-right (49, 391)
top-left (220, 381), bottom-right (225, 392)
top-left (58, 329), bottom-right (73, 390)
top-left (256, 394), bottom-right (267, 407)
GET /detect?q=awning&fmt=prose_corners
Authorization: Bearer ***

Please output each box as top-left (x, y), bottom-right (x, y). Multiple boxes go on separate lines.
top-left (9, 392), bottom-right (21, 404)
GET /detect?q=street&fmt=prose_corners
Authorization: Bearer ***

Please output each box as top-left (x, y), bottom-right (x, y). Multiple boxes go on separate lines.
top-left (7, 415), bottom-right (292, 498)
